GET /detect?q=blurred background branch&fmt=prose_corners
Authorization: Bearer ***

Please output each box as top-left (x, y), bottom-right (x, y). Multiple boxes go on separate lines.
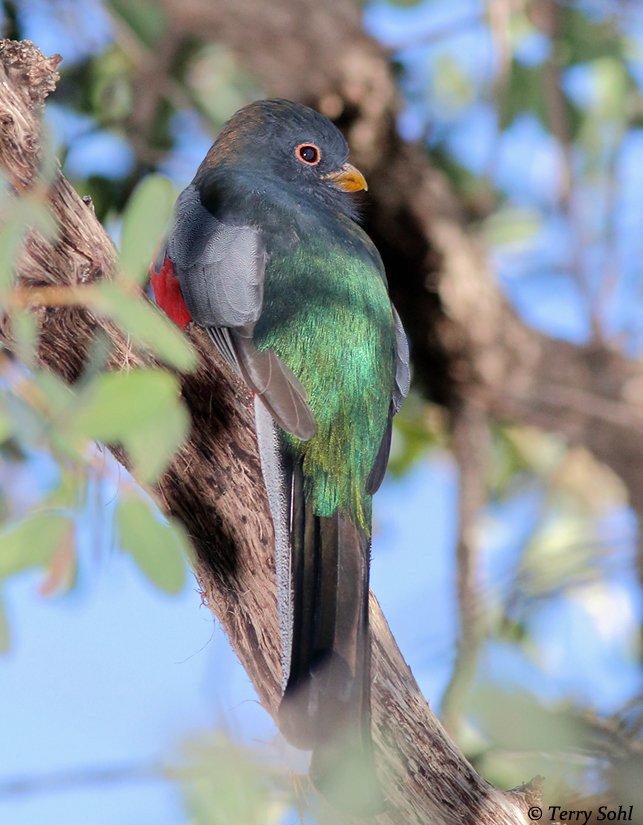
top-left (441, 396), bottom-right (489, 737)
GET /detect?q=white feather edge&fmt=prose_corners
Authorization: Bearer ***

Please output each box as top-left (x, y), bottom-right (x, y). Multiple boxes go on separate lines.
top-left (253, 396), bottom-right (293, 691)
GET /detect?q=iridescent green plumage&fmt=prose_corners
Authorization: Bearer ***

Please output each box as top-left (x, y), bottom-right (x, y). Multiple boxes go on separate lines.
top-left (255, 218), bottom-right (397, 530)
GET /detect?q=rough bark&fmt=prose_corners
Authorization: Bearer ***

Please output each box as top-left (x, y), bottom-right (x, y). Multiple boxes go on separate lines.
top-left (0, 38), bottom-right (536, 825)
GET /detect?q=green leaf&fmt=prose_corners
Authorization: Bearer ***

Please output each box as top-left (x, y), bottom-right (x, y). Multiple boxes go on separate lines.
top-left (72, 368), bottom-right (179, 435)
top-left (519, 507), bottom-right (599, 598)
top-left (120, 174), bottom-right (176, 286)
top-left (70, 369), bottom-right (190, 481)
top-left (43, 467), bottom-right (87, 511)
top-left (4, 394), bottom-right (49, 451)
top-left (472, 686), bottom-right (589, 755)
top-left (487, 426), bottom-right (531, 500)
top-left (117, 495), bottom-right (187, 593)
top-left (0, 513), bottom-right (74, 579)
top-left (90, 46), bottom-right (133, 124)
top-left (432, 55), bottom-right (474, 115)
top-left (11, 308), bottom-right (39, 368)
top-left (500, 61), bottom-right (548, 131)
top-left (33, 372), bottom-right (76, 417)
top-left (558, 6), bottom-right (622, 65)
top-left (127, 401), bottom-right (189, 481)
top-left (483, 207), bottom-right (541, 250)
top-left (109, 0), bottom-right (167, 49)
top-left (0, 404), bottom-right (15, 444)
top-left (0, 198), bottom-right (57, 293)
top-left (91, 282), bottom-right (197, 371)
top-left (0, 591), bottom-right (9, 653)
top-left (186, 45), bottom-right (264, 127)
top-left (184, 733), bottom-right (286, 825)
top-left (589, 56), bottom-right (628, 121)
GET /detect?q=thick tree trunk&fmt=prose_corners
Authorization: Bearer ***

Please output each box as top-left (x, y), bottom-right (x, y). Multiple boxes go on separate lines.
top-left (0, 38), bottom-right (541, 825)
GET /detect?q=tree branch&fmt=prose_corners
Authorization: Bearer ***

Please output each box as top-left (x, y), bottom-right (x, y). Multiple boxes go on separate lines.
top-left (441, 397), bottom-right (489, 739)
top-left (0, 39), bottom-right (535, 825)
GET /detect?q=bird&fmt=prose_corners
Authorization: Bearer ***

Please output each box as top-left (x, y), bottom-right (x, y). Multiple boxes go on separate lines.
top-left (150, 98), bottom-right (410, 815)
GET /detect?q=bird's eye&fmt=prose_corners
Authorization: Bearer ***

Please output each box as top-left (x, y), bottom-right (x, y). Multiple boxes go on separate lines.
top-left (296, 144), bottom-right (321, 165)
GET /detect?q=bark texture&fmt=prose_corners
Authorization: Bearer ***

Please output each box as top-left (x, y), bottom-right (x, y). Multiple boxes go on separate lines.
top-left (0, 38), bottom-right (538, 825)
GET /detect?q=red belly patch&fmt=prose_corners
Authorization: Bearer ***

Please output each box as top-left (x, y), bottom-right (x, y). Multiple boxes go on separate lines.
top-left (150, 256), bottom-right (192, 330)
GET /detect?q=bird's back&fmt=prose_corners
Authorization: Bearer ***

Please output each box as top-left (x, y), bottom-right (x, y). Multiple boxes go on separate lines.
top-left (255, 214), bottom-right (397, 530)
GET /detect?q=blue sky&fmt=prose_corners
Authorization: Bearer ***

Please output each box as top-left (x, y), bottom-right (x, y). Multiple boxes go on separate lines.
top-left (2, 0), bottom-right (643, 822)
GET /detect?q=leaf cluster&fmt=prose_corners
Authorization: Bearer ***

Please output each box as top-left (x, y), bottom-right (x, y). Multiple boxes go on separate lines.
top-left (0, 170), bottom-right (196, 650)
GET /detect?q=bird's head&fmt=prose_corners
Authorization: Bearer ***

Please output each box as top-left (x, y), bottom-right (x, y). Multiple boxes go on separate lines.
top-left (195, 99), bottom-right (368, 219)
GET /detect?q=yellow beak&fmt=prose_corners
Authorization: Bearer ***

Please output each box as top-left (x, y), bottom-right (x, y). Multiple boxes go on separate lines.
top-left (322, 162), bottom-right (368, 193)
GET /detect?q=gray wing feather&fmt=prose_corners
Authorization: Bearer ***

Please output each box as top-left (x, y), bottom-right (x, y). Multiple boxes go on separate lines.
top-left (365, 306), bottom-right (410, 494)
top-left (365, 406), bottom-right (393, 495)
top-left (392, 306), bottom-right (410, 414)
top-left (168, 184), bottom-right (265, 328)
top-left (167, 183), bottom-right (316, 441)
top-left (206, 326), bottom-right (240, 373)
top-left (253, 398), bottom-right (293, 689)
top-left (232, 328), bottom-right (317, 441)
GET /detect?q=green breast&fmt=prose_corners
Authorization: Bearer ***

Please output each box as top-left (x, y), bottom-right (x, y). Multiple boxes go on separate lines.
top-left (254, 220), bottom-right (396, 530)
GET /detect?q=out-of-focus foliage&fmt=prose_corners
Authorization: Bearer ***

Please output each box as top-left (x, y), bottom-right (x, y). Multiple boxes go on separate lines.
top-left (51, 0), bottom-right (262, 221)
top-left (118, 493), bottom-right (189, 593)
top-left (120, 173), bottom-right (176, 283)
top-left (0, 160), bottom-right (194, 647)
top-left (387, 393), bottom-right (446, 475)
top-left (181, 734), bottom-right (290, 825)
top-left (467, 686), bottom-right (643, 817)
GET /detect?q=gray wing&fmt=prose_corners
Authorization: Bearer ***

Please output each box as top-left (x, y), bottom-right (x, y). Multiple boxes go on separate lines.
top-left (167, 184), bottom-right (316, 440)
top-left (167, 185), bottom-right (265, 328)
top-left (392, 306), bottom-right (411, 413)
top-left (365, 306), bottom-right (410, 494)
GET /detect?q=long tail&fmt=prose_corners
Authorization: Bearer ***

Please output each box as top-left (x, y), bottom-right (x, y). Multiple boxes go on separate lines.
top-left (279, 465), bottom-right (382, 815)
top-left (254, 399), bottom-right (382, 815)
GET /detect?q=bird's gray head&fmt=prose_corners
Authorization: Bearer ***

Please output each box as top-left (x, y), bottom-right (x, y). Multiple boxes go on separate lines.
top-left (195, 99), bottom-right (367, 218)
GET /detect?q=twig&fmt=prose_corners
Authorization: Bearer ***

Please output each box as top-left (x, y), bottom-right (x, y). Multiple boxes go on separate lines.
top-left (507, 383), bottom-right (643, 432)
top-left (0, 762), bottom-right (167, 798)
top-left (539, 0), bottom-right (603, 340)
top-left (441, 397), bottom-right (489, 738)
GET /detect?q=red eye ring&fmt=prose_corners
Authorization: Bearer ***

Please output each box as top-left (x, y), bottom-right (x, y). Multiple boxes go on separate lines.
top-left (296, 143), bottom-right (321, 165)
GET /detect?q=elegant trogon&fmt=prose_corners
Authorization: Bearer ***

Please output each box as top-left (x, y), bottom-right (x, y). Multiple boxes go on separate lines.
top-left (151, 99), bottom-right (410, 814)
